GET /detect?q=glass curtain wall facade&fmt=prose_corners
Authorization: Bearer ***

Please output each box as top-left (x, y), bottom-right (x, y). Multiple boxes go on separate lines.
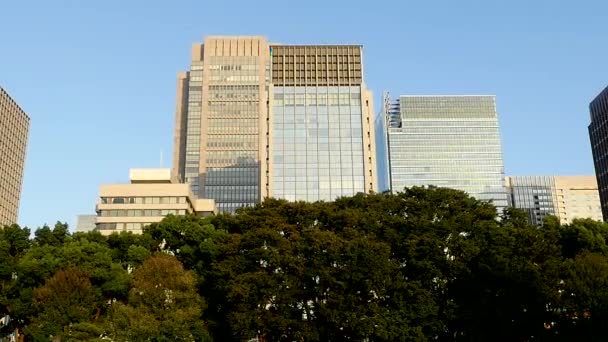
top-left (589, 85), bottom-right (608, 221)
top-left (271, 85), bottom-right (365, 201)
top-left (268, 45), bottom-right (375, 202)
top-left (388, 95), bottom-right (508, 210)
top-left (374, 92), bottom-right (391, 193)
top-left (506, 176), bottom-right (558, 225)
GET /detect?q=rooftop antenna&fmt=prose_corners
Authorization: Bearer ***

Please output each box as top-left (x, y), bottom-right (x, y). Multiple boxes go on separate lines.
top-left (160, 150), bottom-right (163, 168)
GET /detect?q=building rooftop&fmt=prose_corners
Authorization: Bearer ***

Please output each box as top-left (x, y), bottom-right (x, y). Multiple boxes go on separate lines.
top-left (129, 169), bottom-right (172, 184)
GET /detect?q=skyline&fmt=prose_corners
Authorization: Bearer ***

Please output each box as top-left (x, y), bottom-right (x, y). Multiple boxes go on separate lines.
top-left (1, 0), bottom-right (607, 229)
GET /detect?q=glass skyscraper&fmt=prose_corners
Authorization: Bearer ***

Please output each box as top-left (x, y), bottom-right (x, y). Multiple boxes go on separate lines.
top-left (386, 95), bottom-right (508, 210)
top-left (589, 85), bottom-right (608, 221)
top-left (173, 37), bottom-right (377, 212)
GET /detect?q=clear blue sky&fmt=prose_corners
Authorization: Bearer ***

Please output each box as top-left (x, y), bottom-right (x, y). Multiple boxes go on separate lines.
top-left (1, 0), bottom-right (607, 230)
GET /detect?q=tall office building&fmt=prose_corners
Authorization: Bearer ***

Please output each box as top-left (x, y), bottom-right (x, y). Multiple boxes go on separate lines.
top-left (589, 85), bottom-right (608, 221)
top-left (0, 87), bottom-right (30, 226)
top-left (173, 37), bottom-right (376, 212)
top-left (507, 176), bottom-right (602, 225)
top-left (386, 95), bottom-right (508, 210)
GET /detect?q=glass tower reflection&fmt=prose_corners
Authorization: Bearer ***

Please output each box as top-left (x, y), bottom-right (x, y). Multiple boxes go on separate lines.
top-left (388, 95), bottom-right (508, 210)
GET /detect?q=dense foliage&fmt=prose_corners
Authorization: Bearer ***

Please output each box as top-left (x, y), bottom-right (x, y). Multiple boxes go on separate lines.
top-left (1, 187), bottom-right (608, 341)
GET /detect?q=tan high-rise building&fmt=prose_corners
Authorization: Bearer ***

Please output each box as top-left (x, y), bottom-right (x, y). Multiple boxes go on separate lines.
top-left (95, 169), bottom-right (216, 235)
top-left (0, 86), bottom-right (30, 226)
top-left (506, 175), bottom-right (602, 225)
top-left (173, 36), bottom-right (377, 212)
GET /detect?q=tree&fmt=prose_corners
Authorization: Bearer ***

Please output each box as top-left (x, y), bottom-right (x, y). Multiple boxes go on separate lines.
top-left (559, 219), bottom-right (608, 259)
top-left (11, 235), bottom-right (130, 339)
top-left (25, 268), bottom-right (99, 341)
top-left (109, 253), bottom-right (210, 341)
top-left (34, 222), bottom-right (70, 247)
top-left (556, 252), bottom-right (608, 340)
top-left (0, 224), bottom-right (31, 335)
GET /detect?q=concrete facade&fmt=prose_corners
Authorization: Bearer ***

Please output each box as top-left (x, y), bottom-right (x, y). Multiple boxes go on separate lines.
top-left (0, 87), bottom-right (30, 226)
top-left (554, 176), bottom-right (603, 224)
top-left (76, 215), bottom-right (97, 233)
top-left (95, 169), bottom-right (216, 235)
top-left (173, 36), bottom-right (377, 212)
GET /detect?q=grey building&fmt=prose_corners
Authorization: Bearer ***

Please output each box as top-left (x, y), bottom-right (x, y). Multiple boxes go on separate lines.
top-left (506, 176), bottom-right (558, 225)
top-left (75, 215), bottom-right (97, 233)
top-left (173, 37), bottom-right (377, 212)
top-left (386, 95), bottom-right (508, 210)
top-left (589, 85), bottom-right (608, 221)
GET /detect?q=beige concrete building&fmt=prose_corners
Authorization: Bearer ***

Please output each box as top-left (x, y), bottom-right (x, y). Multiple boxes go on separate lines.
top-left (0, 86), bottom-right (30, 226)
top-left (506, 175), bottom-right (602, 225)
top-left (173, 36), bottom-right (377, 213)
top-left (554, 176), bottom-right (603, 224)
top-left (95, 169), bottom-right (216, 235)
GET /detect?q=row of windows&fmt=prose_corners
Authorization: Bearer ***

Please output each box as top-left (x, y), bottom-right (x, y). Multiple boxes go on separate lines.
top-left (394, 166), bottom-right (503, 173)
top-left (274, 121), bottom-right (362, 131)
top-left (209, 92), bottom-right (259, 101)
top-left (274, 86), bottom-right (361, 94)
top-left (206, 127), bottom-right (259, 134)
top-left (274, 145), bottom-right (364, 154)
top-left (400, 127), bottom-right (499, 134)
top-left (273, 137), bottom-right (363, 145)
top-left (203, 193), bottom-right (258, 202)
top-left (389, 146), bottom-right (502, 153)
top-left (273, 155), bottom-right (365, 164)
top-left (207, 141), bottom-right (258, 149)
top-left (208, 75), bottom-right (260, 82)
top-left (271, 52), bottom-right (361, 63)
top-left (273, 191), bottom-right (361, 202)
top-left (97, 222), bottom-right (152, 231)
top-left (208, 64), bottom-right (259, 71)
top-left (99, 209), bottom-right (188, 217)
top-left (396, 120), bottom-right (498, 126)
top-left (393, 180), bottom-right (505, 189)
top-left (391, 133), bottom-right (501, 140)
top-left (273, 181), bottom-right (364, 190)
top-left (274, 109), bottom-right (363, 118)
top-left (100, 197), bottom-right (188, 205)
top-left (206, 160), bottom-right (258, 166)
top-left (391, 157), bottom-right (503, 165)
top-left (273, 167), bottom-right (364, 176)
top-left (274, 97), bottom-right (360, 107)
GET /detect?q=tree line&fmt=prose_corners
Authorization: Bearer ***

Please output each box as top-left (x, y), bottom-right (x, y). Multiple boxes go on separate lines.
top-left (1, 186), bottom-right (608, 341)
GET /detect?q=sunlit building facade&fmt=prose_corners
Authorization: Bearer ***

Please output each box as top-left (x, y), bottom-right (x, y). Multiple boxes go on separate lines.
top-left (95, 169), bottom-right (216, 235)
top-left (174, 37), bottom-right (377, 212)
top-left (387, 95), bottom-right (508, 210)
top-left (507, 175), bottom-right (603, 225)
top-left (0, 86), bottom-right (30, 226)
